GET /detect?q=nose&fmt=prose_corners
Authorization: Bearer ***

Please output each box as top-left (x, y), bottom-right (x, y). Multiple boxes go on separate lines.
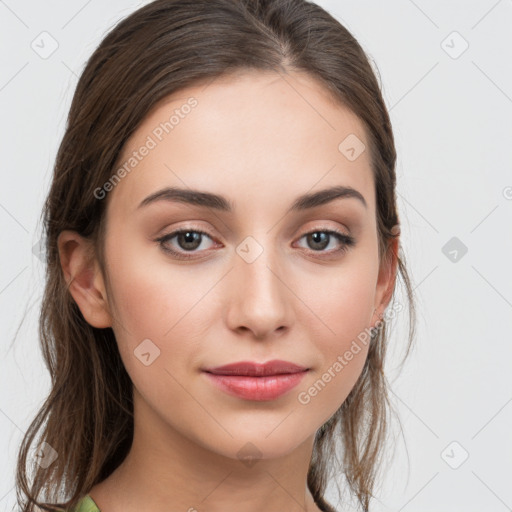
top-left (225, 239), bottom-right (294, 340)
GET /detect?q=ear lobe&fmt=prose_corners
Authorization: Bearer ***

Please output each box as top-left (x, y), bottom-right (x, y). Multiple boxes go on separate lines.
top-left (57, 230), bottom-right (112, 329)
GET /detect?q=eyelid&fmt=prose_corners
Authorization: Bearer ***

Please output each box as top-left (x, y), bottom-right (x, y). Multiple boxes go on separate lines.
top-left (298, 223), bottom-right (350, 237)
top-left (157, 221), bottom-right (217, 238)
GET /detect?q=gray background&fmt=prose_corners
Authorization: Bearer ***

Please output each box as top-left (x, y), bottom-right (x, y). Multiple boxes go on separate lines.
top-left (1, 1), bottom-right (511, 511)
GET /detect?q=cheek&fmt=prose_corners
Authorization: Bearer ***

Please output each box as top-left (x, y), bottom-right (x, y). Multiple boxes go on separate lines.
top-left (104, 233), bottom-right (220, 379)
top-left (106, 229), bottom-right (202, 334)
top-left (301, 257), bottom-right (377, 345)
top-left (296, 259), bottom-right (377, 407)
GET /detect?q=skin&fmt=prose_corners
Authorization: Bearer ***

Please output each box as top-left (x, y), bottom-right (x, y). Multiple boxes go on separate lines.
top-left (58, 69), bottom-right (398, 512)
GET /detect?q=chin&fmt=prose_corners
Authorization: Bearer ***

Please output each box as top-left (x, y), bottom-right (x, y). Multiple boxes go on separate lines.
top-left (196, 426), bottom-right (314, 463)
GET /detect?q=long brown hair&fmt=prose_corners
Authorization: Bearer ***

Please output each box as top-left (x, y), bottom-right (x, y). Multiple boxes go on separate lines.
top-left (14, 1), bottom-right (416, 511)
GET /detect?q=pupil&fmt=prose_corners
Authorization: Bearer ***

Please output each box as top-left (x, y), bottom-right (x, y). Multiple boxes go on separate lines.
top-left (179, 231), bottom-right (201, 250)
top-left (309, 232), bottom-right (328, 250)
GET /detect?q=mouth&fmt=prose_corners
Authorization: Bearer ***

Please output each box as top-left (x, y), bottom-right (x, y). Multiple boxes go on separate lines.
top-left (202, 360), bottom-right (310, 401)
top-left (202, 359), bottom-right (309, 376)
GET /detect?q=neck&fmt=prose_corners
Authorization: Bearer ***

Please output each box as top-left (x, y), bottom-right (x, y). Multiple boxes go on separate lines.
top-left (89, 388), bottom-right (324, 512)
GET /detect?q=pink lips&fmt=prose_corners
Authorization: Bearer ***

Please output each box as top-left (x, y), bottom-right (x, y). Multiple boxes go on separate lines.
top-left (202, 360), bottom-right (309, 401)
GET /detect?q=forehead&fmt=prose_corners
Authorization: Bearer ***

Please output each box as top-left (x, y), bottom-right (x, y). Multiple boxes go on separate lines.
top-left (106, 69), bottom-right (375, 218)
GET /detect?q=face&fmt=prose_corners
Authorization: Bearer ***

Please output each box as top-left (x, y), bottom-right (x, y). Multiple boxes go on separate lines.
top-left (93, 70), bottom-right (393, 461)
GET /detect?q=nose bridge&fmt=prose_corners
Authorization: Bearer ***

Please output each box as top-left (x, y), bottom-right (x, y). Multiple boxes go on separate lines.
top-left (236, 232), bottom-right (284, 299)
top-left (227, 232), bottom-right (292, 336)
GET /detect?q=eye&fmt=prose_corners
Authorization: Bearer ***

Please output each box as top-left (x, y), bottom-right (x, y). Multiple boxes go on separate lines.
top-left (156, 228), bottom-right (217, 260)
top-left (155, 226), bottom-right (356, 261)
top-left (295, 229), bottom-right (355, 256)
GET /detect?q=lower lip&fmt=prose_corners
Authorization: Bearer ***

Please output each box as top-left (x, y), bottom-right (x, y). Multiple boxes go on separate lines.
top-left (203, 371), bottom-right (308, 401)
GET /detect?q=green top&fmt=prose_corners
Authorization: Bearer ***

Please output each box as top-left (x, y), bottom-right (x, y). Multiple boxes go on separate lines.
top-left (69, 495), bottom-right (101, 512)
top-left (62, 493), bottom-right (335, 512)
top-left (63, 493), bottom-right (335, 512)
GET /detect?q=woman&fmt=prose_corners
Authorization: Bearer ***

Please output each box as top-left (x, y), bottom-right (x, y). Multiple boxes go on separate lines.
top-left (15, 1), bottom-right (416, 511)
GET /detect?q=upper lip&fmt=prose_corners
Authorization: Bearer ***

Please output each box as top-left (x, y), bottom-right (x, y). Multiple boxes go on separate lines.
top-left (203, 359), bottom-right (309, 377)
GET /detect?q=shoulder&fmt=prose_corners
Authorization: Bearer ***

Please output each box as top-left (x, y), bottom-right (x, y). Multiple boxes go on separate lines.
top-left (37, 495), bottom-right (100, 512)
top-left (68, 496), bottom-right (101, 512)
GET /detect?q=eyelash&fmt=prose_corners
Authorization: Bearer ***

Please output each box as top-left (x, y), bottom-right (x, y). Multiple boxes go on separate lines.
top-left (155, 226), bottom-right (356, 261)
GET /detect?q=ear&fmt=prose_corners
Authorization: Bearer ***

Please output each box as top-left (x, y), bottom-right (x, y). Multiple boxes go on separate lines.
top-left (57, 230), bottom-right (112, 328)
top-left (371, 232), bottom-right (400, 328)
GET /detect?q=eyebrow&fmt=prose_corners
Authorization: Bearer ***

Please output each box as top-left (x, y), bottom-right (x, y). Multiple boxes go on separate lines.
top-left (137, 185), bottom-right (367, 213)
